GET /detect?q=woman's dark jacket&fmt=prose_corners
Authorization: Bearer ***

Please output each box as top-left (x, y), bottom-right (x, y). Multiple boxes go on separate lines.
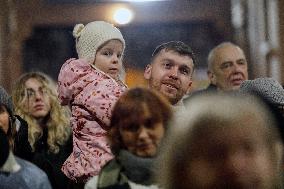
top-left (32, 127), bottom-right (72, 189)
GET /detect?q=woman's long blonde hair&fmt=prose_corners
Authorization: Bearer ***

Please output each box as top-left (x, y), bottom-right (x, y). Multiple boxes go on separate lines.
top-left (12, 72), bottom-right (71, 153)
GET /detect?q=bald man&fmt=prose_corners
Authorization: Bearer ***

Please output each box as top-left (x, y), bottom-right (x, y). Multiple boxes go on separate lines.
top-left (206, 42), bottom-right (248, 91)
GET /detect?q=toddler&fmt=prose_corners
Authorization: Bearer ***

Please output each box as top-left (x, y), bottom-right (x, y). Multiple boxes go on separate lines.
top-left (58, 21), bottom-right (127, 183)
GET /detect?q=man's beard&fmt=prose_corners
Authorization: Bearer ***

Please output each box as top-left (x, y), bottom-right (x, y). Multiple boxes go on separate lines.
top-left (149, 78), bottom-right (182, 105)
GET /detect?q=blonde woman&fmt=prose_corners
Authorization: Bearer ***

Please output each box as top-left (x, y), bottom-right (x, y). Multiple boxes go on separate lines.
top-left (12, 72), bottom-right (72, 189)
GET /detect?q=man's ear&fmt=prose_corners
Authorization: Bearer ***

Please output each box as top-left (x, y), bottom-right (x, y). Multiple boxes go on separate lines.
top-left (144, 64), bottom-right (152, 79)
top-left (186, 80), bottom-right (193, 93)
top-left (207, 70), bottom-right (216, 85)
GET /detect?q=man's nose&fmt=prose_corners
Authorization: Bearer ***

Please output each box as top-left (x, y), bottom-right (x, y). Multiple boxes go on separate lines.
top-left (232, 63), bottom-right (243, 73)
top-left (169, 67), bottom-right (178, 79)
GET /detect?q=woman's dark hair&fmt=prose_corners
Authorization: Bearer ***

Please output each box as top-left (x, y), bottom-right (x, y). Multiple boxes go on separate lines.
top-left (0, 128), bottom-right (10, 168)
top-left (0, 105), bottom-right (16, 149)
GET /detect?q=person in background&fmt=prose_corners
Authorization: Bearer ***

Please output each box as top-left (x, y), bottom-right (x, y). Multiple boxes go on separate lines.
top-left (58, 21), bottom-right (127, 185)
top-left (12, 72), bottom-right (72, 189)
top-left (158, 93), bottom-right (283, 189)
top-left (144, 41), bottom-right (195, 110)
top-left (0, 86), bottom-right (32, 161)
top-left (0, 127), bottom-right (52, 189)
top-left (204, 42), bottom-right (248, 92)
top-left (240, 77), bottom-right (284, 168)
top-left (240, 77), bottom-right (284, 116)
top-left (85, 87), bottom-right (173, 189)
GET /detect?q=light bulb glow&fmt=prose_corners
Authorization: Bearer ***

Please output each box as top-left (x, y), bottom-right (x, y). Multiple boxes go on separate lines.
top-left (113, 8), bottom-right (133, 25)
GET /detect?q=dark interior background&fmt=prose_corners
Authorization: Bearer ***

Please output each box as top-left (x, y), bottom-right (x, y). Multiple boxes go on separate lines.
top-left (23, 21), bottom-right (229, 81)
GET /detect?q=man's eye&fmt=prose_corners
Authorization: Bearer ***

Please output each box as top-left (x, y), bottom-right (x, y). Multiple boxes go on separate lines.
top-left (180, 68), bottom-right (189, 75)
top-left (238, 60), bottom-right (246, 65)
top-left (242, 142), bottom-right (256, 154)
top-left (164, 63), bottom-right (171, 69)
top-left (220, 63), bottom-right (231, 69)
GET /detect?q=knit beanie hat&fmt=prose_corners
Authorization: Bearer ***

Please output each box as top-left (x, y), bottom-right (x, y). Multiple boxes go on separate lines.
top-left (73, 21), bottom-right (125, 64)
top-left (240, 77), bottom-right (284, 106)
top-left (0, 86), bottom-right (13, 116)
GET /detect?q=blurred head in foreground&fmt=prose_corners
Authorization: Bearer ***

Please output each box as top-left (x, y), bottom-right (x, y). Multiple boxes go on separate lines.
top-left (158, 93), bottom-right (283, 189)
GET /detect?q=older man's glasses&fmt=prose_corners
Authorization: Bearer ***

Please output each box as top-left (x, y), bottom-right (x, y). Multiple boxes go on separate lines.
top-left (25, 88), bottom-right (48, 100)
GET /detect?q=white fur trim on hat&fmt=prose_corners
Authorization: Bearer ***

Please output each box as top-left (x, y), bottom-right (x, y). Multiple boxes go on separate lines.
top-left (240, 77), bottom-right (284, 106)
top-left (73, 21), bottom-right (125, 64)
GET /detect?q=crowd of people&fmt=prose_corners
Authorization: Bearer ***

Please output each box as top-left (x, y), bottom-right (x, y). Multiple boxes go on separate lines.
top-left (0, 20), bottom-right (284, 189)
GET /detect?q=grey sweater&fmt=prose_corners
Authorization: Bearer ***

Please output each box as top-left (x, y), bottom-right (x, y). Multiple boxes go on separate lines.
top-left (0, 156), bottom-right (52, 189)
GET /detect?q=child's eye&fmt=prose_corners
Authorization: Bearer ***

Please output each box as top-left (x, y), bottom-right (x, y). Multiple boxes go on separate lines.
top-left (117, 53), bottom-right (122, 59)
top-left (103, 51), bottom-right (112, 56)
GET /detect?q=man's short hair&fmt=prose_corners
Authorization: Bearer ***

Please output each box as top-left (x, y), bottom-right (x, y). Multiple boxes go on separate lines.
top-left (151, 41), bottom-right (196, 65)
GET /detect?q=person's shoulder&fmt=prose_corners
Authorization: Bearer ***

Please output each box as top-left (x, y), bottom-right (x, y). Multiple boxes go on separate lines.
top-left (128, 180), bottom-right (159, 189)
top-left (4, 157), bottom-right (52, 189)
top-left (85, 176), bottom-right (99, 189)
top-left (64, 58), bottom-right (89, 66)
top-left (184, 84), bottom-right (217, 102)
top-left (195, 84), bottom-right (217, 94)
top-left (16, 157), bottom-right (49, 180)
top-left (59, 58), bottom-right (92, 76)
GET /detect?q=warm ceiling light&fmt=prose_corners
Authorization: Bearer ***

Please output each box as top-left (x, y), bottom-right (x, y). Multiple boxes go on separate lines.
top-left (113, 8), bottom-right (133, 25)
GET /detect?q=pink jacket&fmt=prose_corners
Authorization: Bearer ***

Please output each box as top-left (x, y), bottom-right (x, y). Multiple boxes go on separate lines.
top-left (57, 58), bottom-right (127, 182)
